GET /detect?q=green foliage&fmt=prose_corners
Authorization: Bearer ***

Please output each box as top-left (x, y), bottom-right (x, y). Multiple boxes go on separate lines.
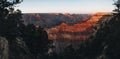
top-left (0, 0), bottom-right (51, 59)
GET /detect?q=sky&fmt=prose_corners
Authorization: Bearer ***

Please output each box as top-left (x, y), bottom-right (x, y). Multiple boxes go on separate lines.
top-left (16, 0), bottom-right (114, 14)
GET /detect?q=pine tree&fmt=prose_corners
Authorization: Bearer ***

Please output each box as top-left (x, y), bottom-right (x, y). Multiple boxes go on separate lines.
top-left (0, 0), bottom-right (23, 39)
top-left (0, 1), bottom-right (51, 59)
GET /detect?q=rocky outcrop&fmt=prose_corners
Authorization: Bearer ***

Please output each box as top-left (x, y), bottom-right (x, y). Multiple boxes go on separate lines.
top-left (0, 36), bottom-right (33, 59)
top-left (9, 37), bottom-right (32, 59)
top-left (0, 37), bottom-right (9, 59)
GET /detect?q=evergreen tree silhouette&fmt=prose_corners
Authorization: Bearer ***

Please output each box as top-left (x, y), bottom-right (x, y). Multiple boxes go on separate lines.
top-left (0, 0), bottom-right (51, 59)
top-left (0, 0), bottom-right (23, 40)
top-left (24, 24), bottom-right (50, 59)
top-left (61, 45), bottom-right (75, 59)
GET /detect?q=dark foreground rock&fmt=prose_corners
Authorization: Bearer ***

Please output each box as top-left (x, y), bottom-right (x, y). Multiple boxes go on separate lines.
top-left (77, 13), bottom-right (120, 59)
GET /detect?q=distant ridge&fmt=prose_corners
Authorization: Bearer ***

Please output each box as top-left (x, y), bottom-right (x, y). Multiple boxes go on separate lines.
top-left (22, 13), bottom-right (91, 28)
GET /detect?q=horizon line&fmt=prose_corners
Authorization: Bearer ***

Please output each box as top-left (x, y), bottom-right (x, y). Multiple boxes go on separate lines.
top-left (21, 12), bottom-right (112, 14)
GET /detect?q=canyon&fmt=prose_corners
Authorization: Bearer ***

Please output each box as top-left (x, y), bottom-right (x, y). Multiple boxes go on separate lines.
top-left (22, 12), bottom-right (112, 54)
top-left (22, 12), bottom-right (111, 41)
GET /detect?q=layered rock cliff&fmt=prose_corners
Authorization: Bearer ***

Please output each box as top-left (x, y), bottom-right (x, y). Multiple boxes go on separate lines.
top-left (47, 12), bottom-right (110, 40)
top-left (47, 12), bottom-right (112, 54)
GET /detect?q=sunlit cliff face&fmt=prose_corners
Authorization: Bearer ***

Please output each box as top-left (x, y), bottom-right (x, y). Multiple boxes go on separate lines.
top-left (47, 12), bottom-right (111, 40)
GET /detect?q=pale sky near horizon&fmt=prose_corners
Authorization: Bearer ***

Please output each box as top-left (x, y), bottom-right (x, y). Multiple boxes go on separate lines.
top-left (16, 0), bottom-right (114, 14)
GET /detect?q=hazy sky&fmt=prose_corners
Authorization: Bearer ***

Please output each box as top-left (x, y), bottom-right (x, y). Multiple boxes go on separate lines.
top-left (16, 0), bottom-right (114, 13)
